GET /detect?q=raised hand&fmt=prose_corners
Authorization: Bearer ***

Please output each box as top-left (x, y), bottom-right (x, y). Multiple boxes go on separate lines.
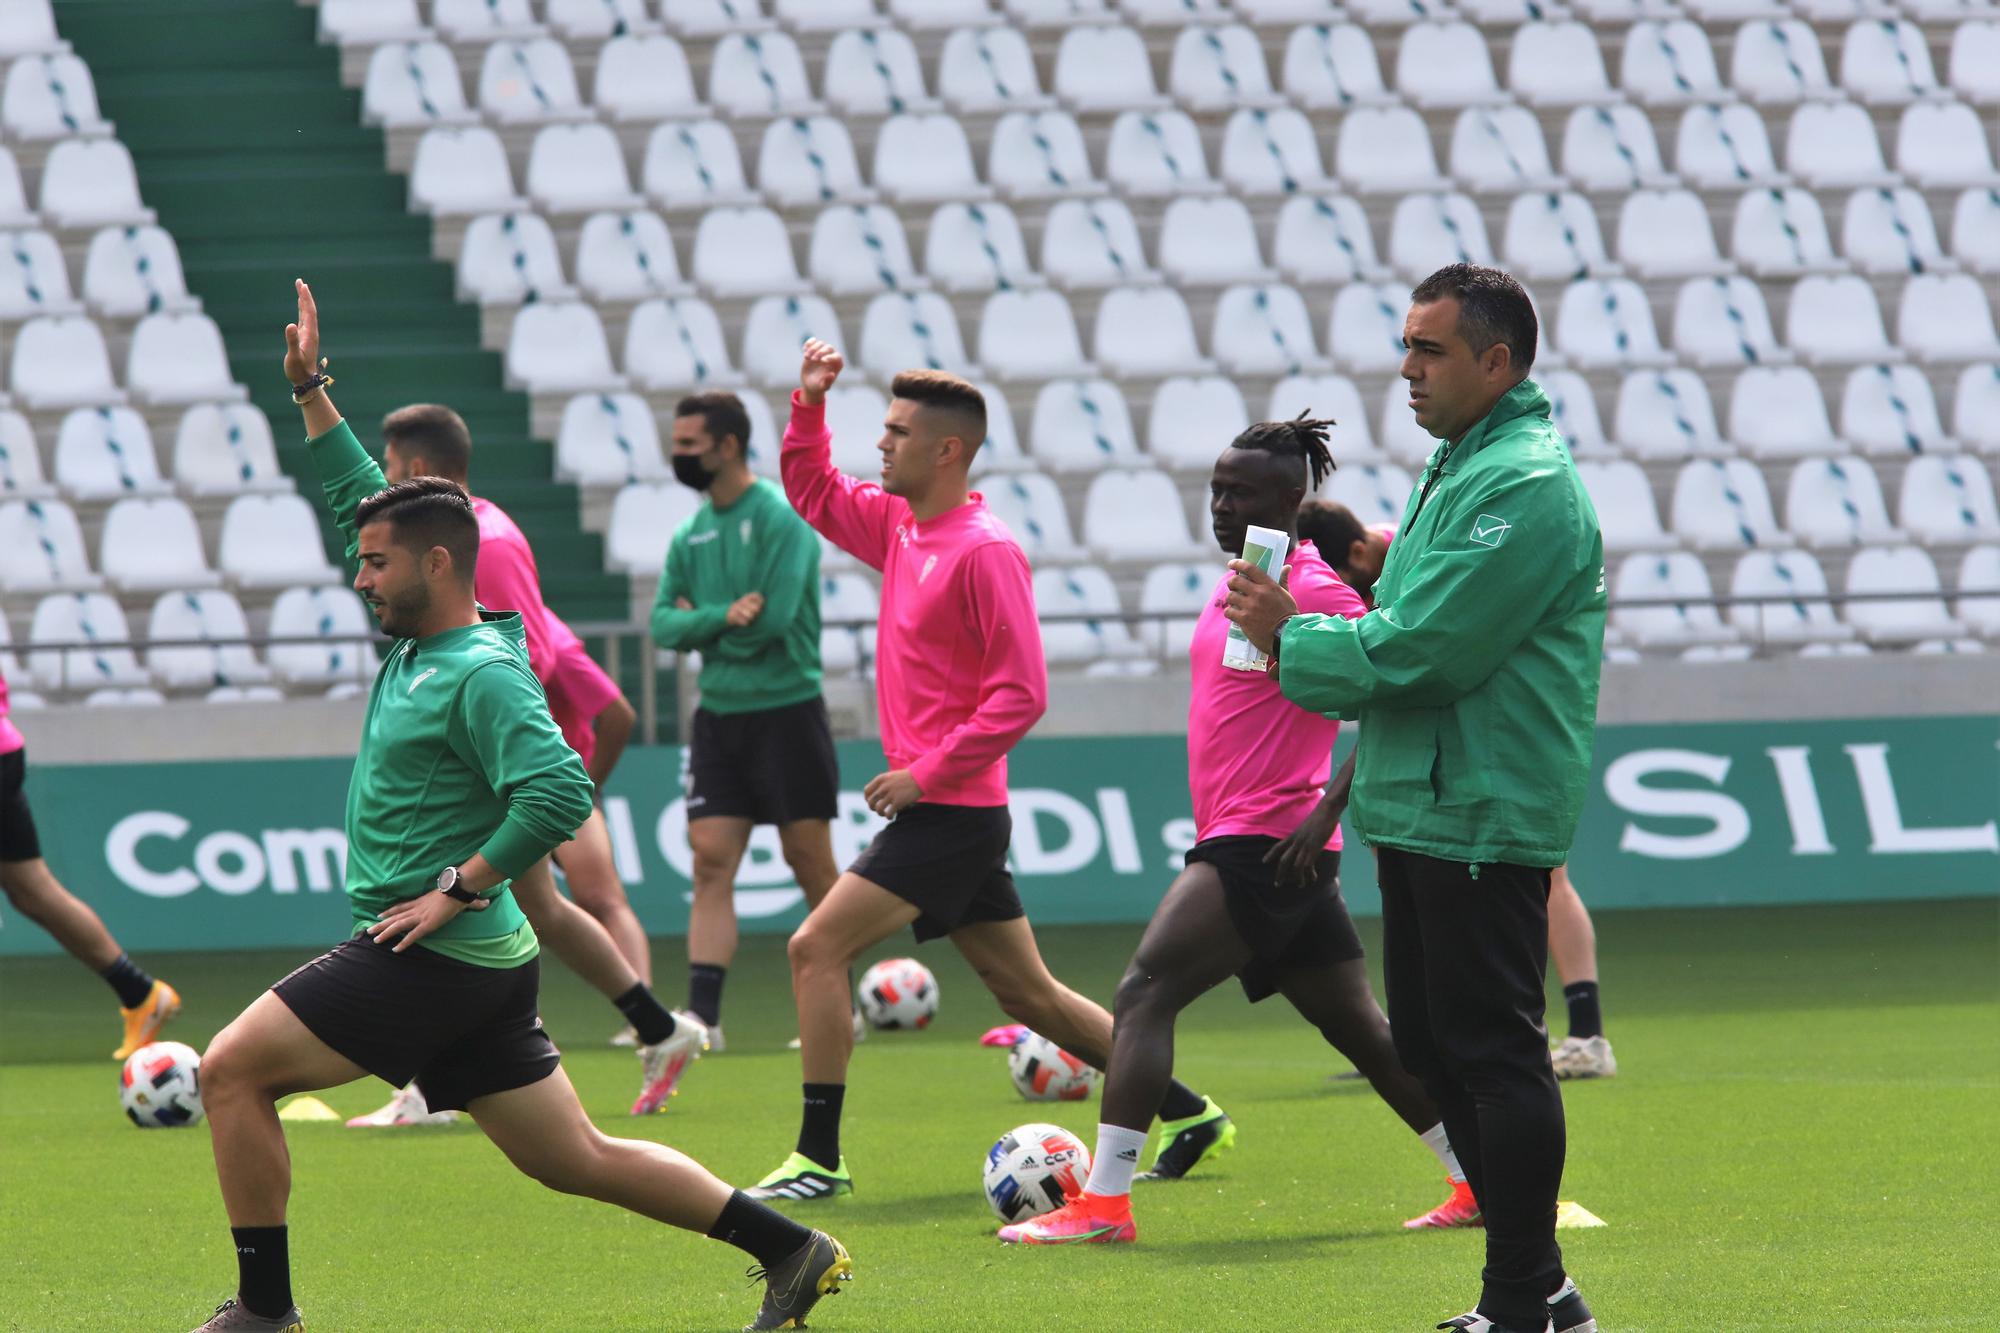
top-left (800, 337), bottom-right (844, 405)
top-left (283, 278), bottom-right (322, 386)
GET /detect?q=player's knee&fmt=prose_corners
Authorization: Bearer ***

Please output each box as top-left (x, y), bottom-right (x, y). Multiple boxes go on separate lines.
top-left (197, 1030), bottom-right (262, 1103)
top-left (1113, 960), bottom-right (1167, 1020)
top-left (787, 922), bottom-right (839, 977)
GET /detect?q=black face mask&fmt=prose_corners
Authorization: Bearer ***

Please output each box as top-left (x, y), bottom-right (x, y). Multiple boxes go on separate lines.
top-left (672, 451), bottom-right (715, 491)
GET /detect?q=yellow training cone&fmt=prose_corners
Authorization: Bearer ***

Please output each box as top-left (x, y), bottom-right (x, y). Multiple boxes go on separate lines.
top-left (276, 1095), bottom-right (341, 1123)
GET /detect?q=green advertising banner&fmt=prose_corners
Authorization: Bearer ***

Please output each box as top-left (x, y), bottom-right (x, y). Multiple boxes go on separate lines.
top-left (3, 716), bottom-right (1995, 957)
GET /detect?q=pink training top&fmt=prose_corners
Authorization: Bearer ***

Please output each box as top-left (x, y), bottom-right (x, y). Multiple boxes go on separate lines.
top-left (0, 669), bottom-right (23, 756)
top-left (472, 496), bottom-right (624, 767)
top-left (781, 392), bottom-right (1047, 806)
top-left (1187, 538), bottom-right (1367, 847)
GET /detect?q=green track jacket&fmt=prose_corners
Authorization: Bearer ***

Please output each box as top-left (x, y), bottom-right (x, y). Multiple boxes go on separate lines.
top-left (1276, 379), bottom-right (1606, 868)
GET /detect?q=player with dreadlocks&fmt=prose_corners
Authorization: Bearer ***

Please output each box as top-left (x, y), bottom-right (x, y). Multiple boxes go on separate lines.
top-left (1001, 414), bottom-right (1474, 1245)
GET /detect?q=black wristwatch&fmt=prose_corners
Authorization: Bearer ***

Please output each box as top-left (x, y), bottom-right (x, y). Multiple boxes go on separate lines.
top-left (435, 865), bottom-right (480, 904)
top-left (1267, 615), bottom-right (1294, 672)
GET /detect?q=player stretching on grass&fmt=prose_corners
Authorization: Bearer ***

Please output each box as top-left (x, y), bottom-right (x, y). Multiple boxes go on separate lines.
top-left (999, 417), bottom-right (1474, 1246)
top-left (1227, 265), bottom-right (1601, 1333)
top-left (342, 402), bottom-right (704, 1126)
top-left (185, 281), bottom-right (851, 1333)
top-left (0, 669), bottom-right (179, 1058)
top-left (745, 340), bottom-right (1231, 1203)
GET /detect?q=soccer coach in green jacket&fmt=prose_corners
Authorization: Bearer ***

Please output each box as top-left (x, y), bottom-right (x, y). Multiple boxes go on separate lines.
top-left (1226, 264), bottom-right (1606, 1333)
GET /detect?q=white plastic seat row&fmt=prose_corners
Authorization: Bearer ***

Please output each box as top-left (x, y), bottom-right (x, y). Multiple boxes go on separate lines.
top-left (0, 402), bottom-right (286, 502)
top-left (4, 310), bottom-right (242, 411)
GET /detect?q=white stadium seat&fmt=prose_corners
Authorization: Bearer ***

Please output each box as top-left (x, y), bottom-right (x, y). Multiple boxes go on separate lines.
top-left (1267, 374), bottom-right (1379, 465)
top-left (1107, 111), bottom-right (1217, 197)
top-left (1677, 103), bottom-right (1784, 189)
top-left (0, 147), bottom-right (35, 228)
top-left (859, 290), bottom-right (973, 375)
top-left (594, 35), bottom-right (701, 122)
top-left (1379, 376), bottom-right (1440, 468)
top-left (1158, 197), bottom-right (1270, 286)
top-left (1323, 462), bottom-right (1415, 529)
top-left (1611, 552), bottom-right (1739, 648)
top-left (0, 0), bottom-right (61, 56)
top-left (1450, 107), bottom-right (1561, 193)
top-left (1337, 106), bottom-right (1447, 194)
top-left (1786, 455), bottom-right (1901, 546)
top-left (1502, 192), bottom-right (1615, 282)
top-left (1544, 371), bottom-right (1611, 456)
top-left (1121, 0), bottom-right (1230, 25)
top-left (1950, 189), bottom-right (2000, 273)
top-left (1397, 22), bottom-right (1502, 108)
top-left (27, 593), bottom-right (149, 691)
top-left (546, 0), bottom-right (653, 40)
top-left (1787, 274), bottom-right (1896, 365)
top-left (1212, 283), bottom-right (1327, 376)
top-left (458, 212), bottom-right (569, 304)
top-left (434, 0), bottom-right (542, 40)
top-left (821, 384), bottom-right (893, 478)
top-left (1388, 192), bottom-right (1496, 281)
top-left (642, 120), bottom-right (757, 211)
top-left (1082, 468), bottom-right (1201, 560)
top-left (928, 200), bottom-right (1038, 292)
top-left (478, 38), bottom-right (586, 124)
top-left (527, 124), bottom-right (644, 214)
top-left (624, 297), bottom-right (739, 390)
top-left (1900, 455), bottom-right (2000, 544)
top-left (982, 470), bottom-right (1084, 559)
top-left (1138, 562), bottom-right (1211, 659)
top-left (664, 0), bottom-right (775, 36)
top-left (1150, 376), bottom-right (1250, 470)
top-left (1728, 550), bottom-right (1855, 645)
top-left (1035, 565), bottom-right (1147, 665)
top-left (174, 403), bottom-right (290, 497)
top-left (774, 0), bottom-right (878, 29)
top-left (757, 117), bottom-right (871, 207)
top-left (268, 586), bottom-right (376, 686)
top-left (1787, 100), bottom-right (1895, 188)
top-left (978, 288), bottom-right (1088, 380)
top-left (99, 497), bottom-right (218, 592)
top-left (1169, 24), bottom-right (1277, 111)
top-left (1092, 286), bottom-right (1211, 378)
top-left (1557, 278), bottom-right (1668, 368)
top-left (1273, 194), bottom-right (1383, 285)
top-left (1844, 545), bottom-right (1965, 643)
top-left (709, 33), bottom-right (819, 117)
top-left (894, 0), bottom-right (1003, 27)
top-left (556, 393), bottom-right (670, 486)
top-left (742, 294), bottom-right (845, 387)
top-left (574, 210), bottom-right (689, 302)
top-left (1730, 366), bottom-right (1842, 460)
top-left (1614, 370), bottom-right (1728, 459)
top-left (10, 316), bottom-right (123, 410)
top-left (0, 498), bottom-right (101, 592)
top-left (82, 225), bottom-right (196, 317)
top-left (1577, 460), bottom-right (1676, 552)
top-left (1841, 364), bottom-right (1952, 457)
top-left (409, 128), bottom-right (523, 216)
top-left (0, 228), bottom-right (80, 319)
top-left (1220, 108), bottom-right (1330, 195)
top-left (1733, 188), bottom-right (1840, 276)
top-left (1948, 21), bottom-right (2000, 104)
top-left (1897, 101), bottom-right (2000, 190)
top-left (148, 590), bottom-right (271, 689)
top-left (939, 27), bottom-right (1052, 113)
top-left (969, 381), bottom-right (1027, 474)
top-left (825, 27), bottom-right (937, 115)
top-left (39, 138), bottom-right (153, 228)
top-left (1030, 378), bottom-right (1143, 473)
top-left (1672, 458), bottom-right (1790, 548)
top-left (4, 53), bottom-right (112, 140)
top-left (1840, 18), bottom-right (1939, 104)
top-left (988, 110), bottom-right (1100, 198)
top-left (1347, 0), bottom-right (1449, 27)
top-left (605, 482), bottom-right (702, 574)
top-left (873, 114), bottom-right (985, 204)
top-left (1562, 104), bottom-right (1671, 192)
top-left (1841, 187), bottom-right (1947, 275)
top-left (54, 407), bottom-right (168, 499)
top-left (1956, 365), bottom-right (2000, 454)
top-left (1053, 24), bottom-right (1166, 112)
top-left (1510, 22), bottom-right (1616, 108)
top-left (1617, 189), bottom-right (1729, 279)
top-left (505, 301), bottom-right (625, 393)
top-left (362, 41), bottom-right (474, 128)
top-left (0, 411), bottom-right (53, 500)
top-left (219, 494), bottom-right (342, 588)
top-left (692, 206), bottom-right (804, 295)
top-left (810, 204), bottom-right (921, 295)
top-left (1280, 22), bottom-right (1389, 110)
top-left (1329, 282), bottom-right (1413, 373)
top-left (1899, 274), bottom-right (2000, 362)
top-left (319, 0), bottom-right (428, 46)
top-left (1957, 545), bottom-right (2000, 637)
top-left (1674, 276), bottom-right (1786, 369)
top-left (1732, 20), bottom-right (1836, 103)
top-left (1622, 20), bottom-right (1726, 105)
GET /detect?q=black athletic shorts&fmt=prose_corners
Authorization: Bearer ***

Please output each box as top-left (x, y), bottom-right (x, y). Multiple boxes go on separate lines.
top-left (0, 748), bottom-right (41, 862)
top-left (686, 696), bottom-right (838, 826)
top-left (850, 803), bottom-right (1025, 943)
top-left (1185, 837), bottom-right (1364, 1003)
top-left (271, 933), bottom-right (560, 1112)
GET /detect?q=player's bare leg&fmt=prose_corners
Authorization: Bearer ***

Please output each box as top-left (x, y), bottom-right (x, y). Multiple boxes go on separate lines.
top-left (556, 806), bottom-right (652, 985)
top-left (1, 855), bottom-right (181, 1058)
top-left (685, 815), bottom-right (753, 1045)
top-left (780, 818), bottom-right (863, 1047)
top-left (1548, 866), bottom-right (1615, 1079)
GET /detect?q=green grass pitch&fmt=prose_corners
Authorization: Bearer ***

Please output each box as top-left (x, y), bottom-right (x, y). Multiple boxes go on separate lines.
top-left (3, 899), bottom-right (1994, 1331)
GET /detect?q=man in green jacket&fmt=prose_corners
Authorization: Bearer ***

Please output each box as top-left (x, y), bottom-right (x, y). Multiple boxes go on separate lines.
top-left (188, 281), bottom-right (852, 1333)
top-left (1226, 264), bottom-right (1604, 1333)
top-left (650, 391), bottom-right (841, 1047)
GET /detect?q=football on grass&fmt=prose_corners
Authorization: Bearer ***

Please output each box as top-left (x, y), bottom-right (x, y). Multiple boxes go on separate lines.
top-left (983, 1122), bottom-right (1092, 1223)
top-left (1008, 1030), bottom-right (1099, 1101)
top-left (120, 1040), bottom-right (204, 1128)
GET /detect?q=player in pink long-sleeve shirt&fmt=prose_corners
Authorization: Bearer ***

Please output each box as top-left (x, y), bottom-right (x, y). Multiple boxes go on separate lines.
top-left (746, 340), bottom-right (1224, 1203)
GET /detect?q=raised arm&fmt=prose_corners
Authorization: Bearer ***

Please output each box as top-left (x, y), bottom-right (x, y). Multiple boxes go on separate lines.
top-left (473, 528), bottom-right (558, 685)
top-left (285, 278), bottom-right (383, 565)
top-left (779, 339), bottom-right (901, 570)
top-left (905, 542), bottom-right (1049, 796)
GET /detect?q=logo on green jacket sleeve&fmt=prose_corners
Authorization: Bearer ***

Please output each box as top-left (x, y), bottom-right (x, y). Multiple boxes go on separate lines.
top-left (1470, 514), bottom-right (1512, 547)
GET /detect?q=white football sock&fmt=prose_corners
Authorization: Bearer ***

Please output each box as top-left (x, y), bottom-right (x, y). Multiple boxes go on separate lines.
top-left (1420, 1121), bottom-right (1467, 1184)
top-left (1084, 1123), bottom-right (1151, 1198)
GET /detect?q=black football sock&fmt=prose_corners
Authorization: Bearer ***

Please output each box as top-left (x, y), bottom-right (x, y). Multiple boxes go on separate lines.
top-left (101, 953), bottom-right (155, 1009)
top-left (231, 1225), bottom-right (292, 1317)
top-left (1563, 981), bottom-right (1603, 1040)
top-left (707, 1190), bottom-right (814, 1270)
top-left (796, 1083), bottom-right (846, 1168)
top-left (1157, 1078), bottom-right (1207, 1122)
top-left (614, 982), bottom-right (677, 1046)
top-left (688, 963), bottom-right (727, 1028)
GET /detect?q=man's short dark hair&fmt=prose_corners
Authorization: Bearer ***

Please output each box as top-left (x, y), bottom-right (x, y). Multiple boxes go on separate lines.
top-left (1298, 499), bottom-right (1367, 563)
top-left (1410, 263), bottom-right (1538, 375)
top-left (674, 390), bottom-right (752, 460)
top-left (890, 369), bottom-right (986, 453)
top-left (355, 477), bottom-right (479, 584)
top-left (381, 404), bottom-right (473, 481)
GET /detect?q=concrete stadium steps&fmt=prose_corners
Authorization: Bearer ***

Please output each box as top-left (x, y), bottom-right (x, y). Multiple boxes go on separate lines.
top-left (56, 0), bottom-right (626, 624)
